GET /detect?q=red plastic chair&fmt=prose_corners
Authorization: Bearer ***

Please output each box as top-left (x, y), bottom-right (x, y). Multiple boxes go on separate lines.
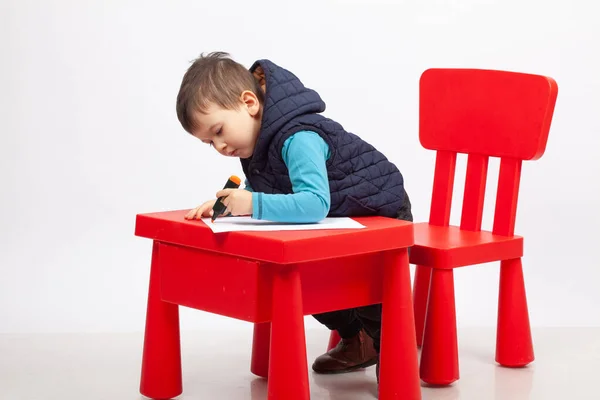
top-left (409, 68), bottom-right (558, 385)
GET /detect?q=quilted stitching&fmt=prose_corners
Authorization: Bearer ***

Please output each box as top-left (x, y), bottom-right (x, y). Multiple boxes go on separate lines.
top-left (241, 60), bottom-right (410, 219)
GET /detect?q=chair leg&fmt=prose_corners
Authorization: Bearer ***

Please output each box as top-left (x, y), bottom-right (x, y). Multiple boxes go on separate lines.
top-left (268, 265), bottom-right (310, 400)
top-left (379, 249), bottom-right (421, 400)
top-left (413, 265), bottom-right (432, 347)
top-left (140, 242), bottom-right (182, 399)
top-left (251, 322), bottom-right (271, 378)
top-left (327, 330), bottom-right (341, 351)
top-left (420, 268), bottom-right (459, 385)
top-left (496, 258), bottom-right (534, 367)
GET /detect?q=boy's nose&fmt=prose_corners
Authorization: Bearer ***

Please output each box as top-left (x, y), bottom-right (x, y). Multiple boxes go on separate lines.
top-left (216, 142), bottom-right (227, 153)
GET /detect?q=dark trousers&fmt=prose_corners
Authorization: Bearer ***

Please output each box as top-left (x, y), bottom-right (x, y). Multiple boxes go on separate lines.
top-left (312, 193), bottom-right (413, 354)
top-left (313, 304), bottom-right (383, 352)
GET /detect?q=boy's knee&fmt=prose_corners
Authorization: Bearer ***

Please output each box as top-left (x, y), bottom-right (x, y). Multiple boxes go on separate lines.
top-left (355, 304), bottom-right (382, 322)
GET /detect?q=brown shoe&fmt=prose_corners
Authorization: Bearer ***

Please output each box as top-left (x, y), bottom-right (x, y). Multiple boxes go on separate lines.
top-left (312, 329), bottom-right (378, 374)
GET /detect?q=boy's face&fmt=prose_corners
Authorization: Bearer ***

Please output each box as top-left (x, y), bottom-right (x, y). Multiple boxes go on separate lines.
top-left (191, 91), bottom-right (262, 159)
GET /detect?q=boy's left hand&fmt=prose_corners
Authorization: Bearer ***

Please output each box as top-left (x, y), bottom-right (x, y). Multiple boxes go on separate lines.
top-left (215, 189), bottom-right (253, 217)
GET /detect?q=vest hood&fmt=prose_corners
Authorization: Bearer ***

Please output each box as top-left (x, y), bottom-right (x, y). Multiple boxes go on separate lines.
top-left (248, 59), bottom-right (326, 162)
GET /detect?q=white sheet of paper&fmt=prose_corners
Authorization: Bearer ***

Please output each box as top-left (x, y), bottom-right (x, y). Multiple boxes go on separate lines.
top-left (201, 216), bottom-right (365, 233)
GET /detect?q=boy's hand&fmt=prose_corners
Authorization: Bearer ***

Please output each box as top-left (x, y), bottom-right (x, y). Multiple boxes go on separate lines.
top-left (215, 189), bottom-right (253, 217)
top-left (185, 199), bottom-right (217, 220)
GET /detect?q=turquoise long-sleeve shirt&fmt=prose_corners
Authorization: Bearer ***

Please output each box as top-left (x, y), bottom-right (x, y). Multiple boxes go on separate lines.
top-left (245, 130), bottom-right (331, 223)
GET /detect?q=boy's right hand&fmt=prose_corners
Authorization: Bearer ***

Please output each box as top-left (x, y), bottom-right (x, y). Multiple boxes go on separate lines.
top-left (185, 200), bottom-right (217, 220)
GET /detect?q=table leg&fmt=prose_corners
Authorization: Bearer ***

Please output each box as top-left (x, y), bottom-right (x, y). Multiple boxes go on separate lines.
top-left (140, 242), bottom-right (182, 399)
top-left (379, 248), bottom-right (421, 400)
top-left (268, 265), bottom-right (310, 400)
top-left (251, 322), bottom-right (271, 378)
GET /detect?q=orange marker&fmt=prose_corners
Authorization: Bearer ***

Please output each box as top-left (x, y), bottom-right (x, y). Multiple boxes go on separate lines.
top-left (211, 175), bottom-right (242, 222)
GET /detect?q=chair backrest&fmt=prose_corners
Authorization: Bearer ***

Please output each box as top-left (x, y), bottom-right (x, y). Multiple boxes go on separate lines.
top-left (419, 68), bottom-right (558, 236)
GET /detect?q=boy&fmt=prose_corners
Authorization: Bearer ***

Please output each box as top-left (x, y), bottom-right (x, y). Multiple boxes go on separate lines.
top-left (176, 52), bottom-right (412, 381)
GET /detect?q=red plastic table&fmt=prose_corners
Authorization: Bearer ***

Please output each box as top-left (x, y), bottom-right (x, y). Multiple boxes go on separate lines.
top-left (135, 210), bottom-right (421, 400)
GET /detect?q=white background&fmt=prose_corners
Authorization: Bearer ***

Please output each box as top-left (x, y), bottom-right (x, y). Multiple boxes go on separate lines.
top-left (1, 0), bottom-right (598, 334)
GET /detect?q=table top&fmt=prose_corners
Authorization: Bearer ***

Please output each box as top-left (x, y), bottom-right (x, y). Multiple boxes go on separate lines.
top-left (135, 210), bottom-right (413, 264)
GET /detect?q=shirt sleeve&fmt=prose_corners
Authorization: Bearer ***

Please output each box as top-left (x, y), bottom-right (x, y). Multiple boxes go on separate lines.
top-left (244, 178), bottom-right (253, 192)
top-left (252, 130), bottom-right (331, 223)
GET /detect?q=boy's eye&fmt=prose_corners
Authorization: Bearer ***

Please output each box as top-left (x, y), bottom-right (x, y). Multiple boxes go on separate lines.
top-left (216, 128), bottom-right (222, 135)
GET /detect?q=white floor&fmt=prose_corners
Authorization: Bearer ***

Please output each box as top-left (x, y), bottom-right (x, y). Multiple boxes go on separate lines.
top-left (1, 327), bottom-right (599, 400)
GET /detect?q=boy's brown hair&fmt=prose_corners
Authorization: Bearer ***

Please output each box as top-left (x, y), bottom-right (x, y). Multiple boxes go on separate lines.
top-left (176, 52), bottom-right (265, 133)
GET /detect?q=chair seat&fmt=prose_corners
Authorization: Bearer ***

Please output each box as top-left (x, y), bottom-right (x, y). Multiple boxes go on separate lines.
top-left (409, 223), bottom-right (523, 269)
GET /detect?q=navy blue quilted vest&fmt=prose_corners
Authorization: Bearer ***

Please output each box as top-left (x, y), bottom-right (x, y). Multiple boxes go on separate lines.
top-left (241, 59), bottom-right (412, 220)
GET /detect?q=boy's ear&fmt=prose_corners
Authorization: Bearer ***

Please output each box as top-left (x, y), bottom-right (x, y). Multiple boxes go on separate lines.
top-left (240, 90), bottom-right (260, 117)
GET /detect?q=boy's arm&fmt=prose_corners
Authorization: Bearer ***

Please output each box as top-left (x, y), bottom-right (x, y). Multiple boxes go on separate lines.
top-left (253, 131), bottom-right (330, 223)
